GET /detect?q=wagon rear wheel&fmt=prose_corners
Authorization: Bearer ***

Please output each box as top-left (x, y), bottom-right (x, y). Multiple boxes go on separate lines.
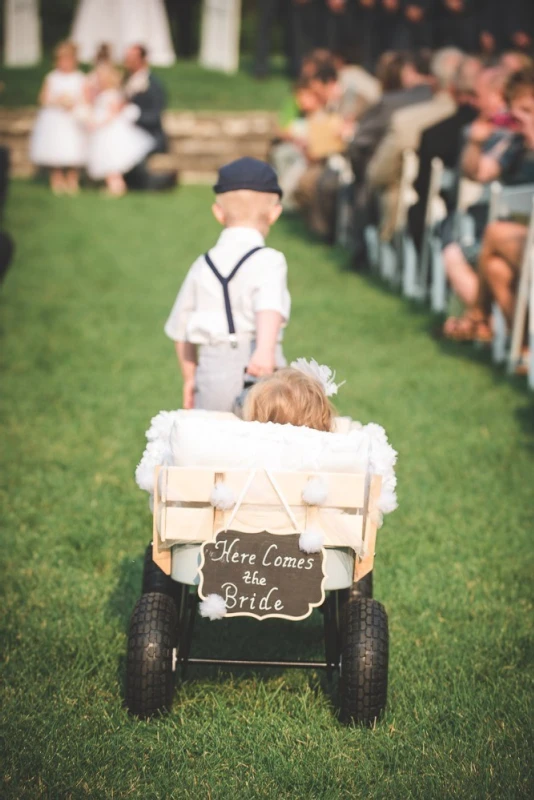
top-left (142, 543), bottom-right (179, 599)
top-left (125, 591), bottom-right (178, 718)
top-left (339, 597), bottom-right (388, 726)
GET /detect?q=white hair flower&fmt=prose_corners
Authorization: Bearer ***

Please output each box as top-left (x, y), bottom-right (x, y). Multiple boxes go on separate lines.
top-left (290, 358), bottom-right (345, 397)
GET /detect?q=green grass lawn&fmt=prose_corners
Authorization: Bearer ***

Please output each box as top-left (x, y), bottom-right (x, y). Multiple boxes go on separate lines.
top-left (0, 57), bottom-right (289, 111)
top-left (1, 182), bottom-right (533, 799)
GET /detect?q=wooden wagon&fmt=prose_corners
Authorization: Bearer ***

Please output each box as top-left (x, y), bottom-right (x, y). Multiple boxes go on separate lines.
top-left (126, 460), bottom-right (389, 726)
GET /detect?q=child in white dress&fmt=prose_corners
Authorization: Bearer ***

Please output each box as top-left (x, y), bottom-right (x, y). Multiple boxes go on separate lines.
top-left (86, 63), bottom-right (156, 196)
top-left (30, 41), bottom-right (87, 195)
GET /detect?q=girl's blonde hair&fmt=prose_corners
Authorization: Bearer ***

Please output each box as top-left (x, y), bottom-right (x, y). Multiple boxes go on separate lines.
top-left (54, 40), bottom-right (78, 62)
top-left (243, 368), bottom-right (335, 432)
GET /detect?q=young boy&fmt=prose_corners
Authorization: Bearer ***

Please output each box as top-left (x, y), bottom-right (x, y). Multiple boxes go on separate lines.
top-left (164, 157), bottom-right (291, 411)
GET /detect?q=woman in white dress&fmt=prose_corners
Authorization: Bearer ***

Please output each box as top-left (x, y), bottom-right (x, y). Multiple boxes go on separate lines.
top-left (30, 41), bottom-right (87, 195)
top-left (71, 0), bottom-right (175, 66)
top-left (86, 63), bottom-right (155, 196)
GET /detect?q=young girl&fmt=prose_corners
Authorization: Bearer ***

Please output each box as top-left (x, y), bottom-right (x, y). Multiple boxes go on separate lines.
top-left (30, 41), bottom-right (87, 195)
top-left (85, 43), bottom-right (114, 105)
top-left (243, 364), bottom-right (338, 432)
top-left (86, 63), bottom-right (155, 196)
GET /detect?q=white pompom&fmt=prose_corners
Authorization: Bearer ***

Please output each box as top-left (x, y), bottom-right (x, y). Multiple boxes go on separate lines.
top-left (199, 593), bottom-right (227, 620)
top-left (302, 476), bottom-right (329, 506)
top-left (299, 526), bottom-right (325, 553)
top-left (210, 482), bottom-right (236, 510)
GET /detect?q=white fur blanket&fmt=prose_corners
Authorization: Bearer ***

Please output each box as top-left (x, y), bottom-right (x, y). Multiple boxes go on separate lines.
top-left (135, 410), bottom-right (398, 526)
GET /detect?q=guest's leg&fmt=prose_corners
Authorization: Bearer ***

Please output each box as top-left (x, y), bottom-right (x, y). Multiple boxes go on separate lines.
top-left (50, 168), bottom-right (66, 194)
top-left (65, 168), bottom-right (80, 195)
top-left (478, 221), bottom-right (526, 327)
top-left (107, 173), bottom-right (126, 197)
top-left (443, 243), bottom-right (479, 307)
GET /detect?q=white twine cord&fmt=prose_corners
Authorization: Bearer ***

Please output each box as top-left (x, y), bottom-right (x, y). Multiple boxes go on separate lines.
top-left (265, 469), bottom-right (300, 532)
top-left (224, 469), bottom-right (257, 531)
top-left (223, 469), bottom-right (301, 534)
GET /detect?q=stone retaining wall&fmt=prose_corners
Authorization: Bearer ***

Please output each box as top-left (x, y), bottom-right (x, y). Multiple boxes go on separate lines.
top-left (0, 109), bottom-right (279, 183)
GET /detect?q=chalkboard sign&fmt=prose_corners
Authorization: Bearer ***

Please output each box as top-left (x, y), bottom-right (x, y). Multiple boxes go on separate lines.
top-left (199, 530), bottom-right (326, 621)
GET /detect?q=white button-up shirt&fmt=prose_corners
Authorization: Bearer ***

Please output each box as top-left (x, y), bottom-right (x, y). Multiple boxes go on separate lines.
top-left (164, 227), bottom-right (291, 345)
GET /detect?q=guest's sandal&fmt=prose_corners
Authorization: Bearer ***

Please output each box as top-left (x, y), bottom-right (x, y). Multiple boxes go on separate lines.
top-left (443, 314), bottom-right (493, 343)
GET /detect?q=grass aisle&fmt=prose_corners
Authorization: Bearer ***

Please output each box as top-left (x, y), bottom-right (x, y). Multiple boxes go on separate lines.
top-left (1, 183), bottom-right (533, 799)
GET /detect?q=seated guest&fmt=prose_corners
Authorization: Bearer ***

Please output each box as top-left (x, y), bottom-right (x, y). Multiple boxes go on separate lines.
top-left (500, 50), bottom-right (533, 78)
top-left (271, 76), bottom-right (324, 209)
top-left (122, 44), bottom-right (177, 191)
top-left (347, 49), bottom-right (434, 263)
top-left (349, 49), bottom-right (433, 181)
top-left (407, 56), bottom-right (481, 250)
top-left (367, 47), bottom-right (464, 241)
top-left (444, 67), bottom-right (534, 341)
top-left (441, 66), bottom-right (518, 311)
top-left (331, 46), bottom-right (382, 119)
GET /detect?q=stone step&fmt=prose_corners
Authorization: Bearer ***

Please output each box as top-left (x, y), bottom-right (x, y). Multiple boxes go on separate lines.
top-left (0, 108), bottom-right (279, 179)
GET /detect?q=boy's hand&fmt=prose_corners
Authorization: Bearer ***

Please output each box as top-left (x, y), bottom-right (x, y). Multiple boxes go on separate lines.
top-left (247, 349), bottom-right (275, 377)
top-left (183, 378), bottom-right (195, 410)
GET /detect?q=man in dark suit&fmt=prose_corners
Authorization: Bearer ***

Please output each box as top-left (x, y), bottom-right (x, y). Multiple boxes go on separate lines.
top-left (434, 0), bottom-right (478, 53)
top-left (394, 1), bottom-right (433, 51)
top-left (123, 44), bottom-right (177, 191)
top-left (480, 0), bottom-right (533, 54)
top-left (408, 55), bottom-right (482, 249)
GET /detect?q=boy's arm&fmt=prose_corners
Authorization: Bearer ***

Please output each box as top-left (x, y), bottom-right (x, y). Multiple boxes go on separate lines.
top-left (247, 250), bottom-right (291, 377)
top-left (176, 341), bottom-right (197, 409)
top-left (247, 311), bottom-right (284, 377)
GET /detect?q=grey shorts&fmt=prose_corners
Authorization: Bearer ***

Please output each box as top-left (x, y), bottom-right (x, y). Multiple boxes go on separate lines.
top-left (194, 341), bottom-right (286, 412)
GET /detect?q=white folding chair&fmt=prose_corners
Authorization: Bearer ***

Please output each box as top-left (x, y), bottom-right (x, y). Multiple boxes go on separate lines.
top-left (380, 149), bottom-right (418, 291)
top-left (529, 261), bottom-right (534, 390)
top-left (488, 183), bottom-right (534, 364)
top-left (508, 197), bottom-right (534, 376)
top-left (418, 158), bottom-right (455, 311)
top-left (332, 155), bottom-right (355, 249)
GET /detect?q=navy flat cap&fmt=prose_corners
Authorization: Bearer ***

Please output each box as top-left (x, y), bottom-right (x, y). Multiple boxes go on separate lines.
top-left (213, 157), bottom-right (282, 197)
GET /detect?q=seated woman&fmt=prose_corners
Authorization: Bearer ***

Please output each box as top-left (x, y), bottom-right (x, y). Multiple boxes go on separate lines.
top-left (444, 66), bottom-right (534, 343)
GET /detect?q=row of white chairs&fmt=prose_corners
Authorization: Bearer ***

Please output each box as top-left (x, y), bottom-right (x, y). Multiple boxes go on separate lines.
top-left (336, 149), bottom-right (534, 389)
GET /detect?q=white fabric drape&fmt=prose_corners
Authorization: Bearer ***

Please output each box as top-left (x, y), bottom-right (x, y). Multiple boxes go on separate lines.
top-left (199, 0), bottom-right (241, 74)
top-left (71, 0), bottom-right (175, 66)
top-left (4, 0), bottom-right (41, 66)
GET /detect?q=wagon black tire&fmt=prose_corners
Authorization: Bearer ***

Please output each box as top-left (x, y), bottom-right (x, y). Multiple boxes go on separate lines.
top-left (338, 571), bottom-right (373, 609)
top-left (125, 592), bottom-right (178, 718)
top-left (142, 543), bottom-right (178, 599)
top-left (339, 597), bottom-right (388, 726)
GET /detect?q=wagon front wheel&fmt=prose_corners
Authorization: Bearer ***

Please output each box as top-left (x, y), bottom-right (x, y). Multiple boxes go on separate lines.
top-left (339, 597), bottom-right (388, 726)
top-left (125, 592), bottom-right (178, 718)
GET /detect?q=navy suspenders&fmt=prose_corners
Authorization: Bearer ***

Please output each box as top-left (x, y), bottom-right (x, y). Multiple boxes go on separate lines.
top-left (204, 246), bottom-right (264, 347)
